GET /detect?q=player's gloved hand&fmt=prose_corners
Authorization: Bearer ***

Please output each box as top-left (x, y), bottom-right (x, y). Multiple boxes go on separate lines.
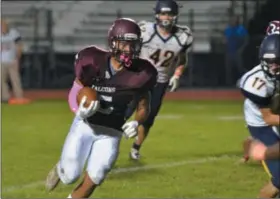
top-left (122, 120), bottom-right (139, 139)
top-left (249, 140), bottom-right (267, 161)
top-left (76, 96), bottom-right (100, 119)
top-left (169, 75), bottom-right (180, 92)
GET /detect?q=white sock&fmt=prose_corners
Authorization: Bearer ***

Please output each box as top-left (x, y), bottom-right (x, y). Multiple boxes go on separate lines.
top-left (67, 194), bottom-right (72, 198)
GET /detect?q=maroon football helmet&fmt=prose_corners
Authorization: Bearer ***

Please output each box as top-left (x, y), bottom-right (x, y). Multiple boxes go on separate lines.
top-left (108, 18), bottom-right (142, 67)
top-left (266, 20), bottom-right (280, 35)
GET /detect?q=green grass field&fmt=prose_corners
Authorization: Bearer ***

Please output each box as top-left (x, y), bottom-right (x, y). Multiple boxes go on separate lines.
top-left (2, 100), bottom-right (269, 198)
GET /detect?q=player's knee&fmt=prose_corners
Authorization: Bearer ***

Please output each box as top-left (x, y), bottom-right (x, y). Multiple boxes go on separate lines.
top-left (58, 163), bottom-right (81, 184)
top-left (88, 163), bottom-right (111, 185)
top-left (62, 170), bottom-right (80, 185)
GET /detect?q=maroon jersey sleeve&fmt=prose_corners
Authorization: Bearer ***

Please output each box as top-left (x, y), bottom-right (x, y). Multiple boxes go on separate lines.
top-left (74, 46), bottom-right (102, 87)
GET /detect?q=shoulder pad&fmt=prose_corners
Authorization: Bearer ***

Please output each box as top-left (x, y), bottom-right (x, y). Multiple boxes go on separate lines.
top-left (176, 25), bottom-right (192, 35)
top-left (175, 25), bottom-right (193, 47)
top-left (138, 20), bottom-right (148, 31)
top-left (138, 20), bottom-right (147, 27)
top-left (75, 45), bottom-right (107, 59)
top-left (138, 21), bottom-right (154, 35)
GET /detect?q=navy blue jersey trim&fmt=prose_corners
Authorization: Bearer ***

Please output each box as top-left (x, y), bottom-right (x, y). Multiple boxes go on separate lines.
top-left (241, 89), bottom-right (271, 107)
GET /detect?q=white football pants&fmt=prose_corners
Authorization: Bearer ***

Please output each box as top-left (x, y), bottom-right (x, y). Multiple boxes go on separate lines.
top-left (57, 116), bottom-right (122, 185)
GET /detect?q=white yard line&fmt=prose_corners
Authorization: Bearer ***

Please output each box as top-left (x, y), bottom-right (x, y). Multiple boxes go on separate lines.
top-left (217, 115), bottom-right (243, 121)
top-left (157, 114), bottom-right (244, 121)
top-left (157, 114), bottom-right (184, 119)
top-left (2, 155), bottom-right (236, 193)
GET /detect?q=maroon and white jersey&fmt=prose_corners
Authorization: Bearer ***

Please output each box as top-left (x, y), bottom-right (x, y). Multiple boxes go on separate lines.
top-left (75, 46), bottom-right (157, 130)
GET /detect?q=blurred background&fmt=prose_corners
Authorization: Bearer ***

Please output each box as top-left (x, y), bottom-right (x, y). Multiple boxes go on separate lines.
top-left (1, 0), bottom-right (279, 90)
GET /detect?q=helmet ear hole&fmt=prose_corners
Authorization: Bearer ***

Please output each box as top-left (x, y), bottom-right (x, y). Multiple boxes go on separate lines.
top-left (112, 41), bottom-right (116, 48)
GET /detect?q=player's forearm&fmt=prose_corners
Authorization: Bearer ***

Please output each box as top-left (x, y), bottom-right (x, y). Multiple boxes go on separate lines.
top-left (174, 49), bottom-right (189, 78)
top-left (264, 142), bottom-right (280, 159)
top-left (134, 92), bottom-right (150, 124)
top-left (16, 43), bottom-right (23, 60)
top-left (264, 114), bottom-right (280, 126)
top-left (174, 65), bottom-right (185, 77)
top-left (261, 108), bottom-right (280, 126)
top-left (175, 52), bottom-right (188, 77)
top-left (135, 108), bottom-right (149, 124)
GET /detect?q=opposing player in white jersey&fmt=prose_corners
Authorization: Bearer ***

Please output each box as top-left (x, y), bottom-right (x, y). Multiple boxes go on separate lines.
top-left (125, 0), bottom-right (193, 160)
top-left (239, 34), bottom-right (280, 198)
top-left (241, 20), bottom-right (280, 163)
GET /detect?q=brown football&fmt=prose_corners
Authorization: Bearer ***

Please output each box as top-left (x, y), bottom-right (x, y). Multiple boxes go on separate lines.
top-left (77, 87), bottom-right (98, 108)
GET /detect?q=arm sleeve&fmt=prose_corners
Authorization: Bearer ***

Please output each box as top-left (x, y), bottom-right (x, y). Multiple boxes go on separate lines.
top-left (181, 27), bottom-right (193, 53)
top-left (74, 49), bottom-right (99, 87)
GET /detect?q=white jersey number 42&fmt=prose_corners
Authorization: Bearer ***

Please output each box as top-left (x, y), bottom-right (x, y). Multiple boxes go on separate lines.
top-left (149, 49), bottom-right (175, 67)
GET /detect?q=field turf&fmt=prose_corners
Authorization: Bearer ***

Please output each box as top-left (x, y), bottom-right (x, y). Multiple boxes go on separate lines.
top-left (2, 100), bottom-right (268, 198)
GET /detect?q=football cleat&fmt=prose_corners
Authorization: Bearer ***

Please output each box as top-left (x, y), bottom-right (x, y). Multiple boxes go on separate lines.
top-left (239, 155), bottom-right (250, 163)
top-left (45, 164), bottom-right (60, 191)
top-left (129, 148), bottom-right (141, 160)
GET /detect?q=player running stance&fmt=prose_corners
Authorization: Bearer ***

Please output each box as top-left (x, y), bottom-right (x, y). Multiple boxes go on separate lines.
top-left (45, 18), bottom-right (157, 198)
top-left (126, 0), bottom-right (193, 160)
top-left (242, 20), bottom-right (280, 163)
top-left (239, 34), bottom-right (280, 198)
